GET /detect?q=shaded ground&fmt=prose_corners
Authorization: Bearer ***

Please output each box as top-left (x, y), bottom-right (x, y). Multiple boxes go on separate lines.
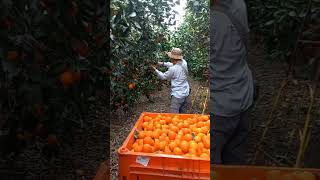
top-left (0, 95), bottom-right (108, 180)
top-left (246, 37), bottom-right (320, 168)
top-left (110, 78), bottom-right (209, 180)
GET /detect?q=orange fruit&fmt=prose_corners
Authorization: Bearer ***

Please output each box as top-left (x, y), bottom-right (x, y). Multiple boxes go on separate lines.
top-left (138, 131), bottom-right (146, 139)
top-left (196, 122), bottom-right (204, 128)
top-left (164, 146), bottom-right (172, 154)
top-left (173, 147), bottom-right (183, 155)
top-left (159, 120), bottom-right (166, 125)
top-left (198, 133), bottom-right (205, 138)
top-left (169, 141), bottom-right (177, 151)
top-left (202, 135), bottom-right (210, 149)
top-left (189, 141), bottom-right (198, 149)
top-left (195, 128), bottom-right (202, 134)
top-left (132, 142), bottom-right (138, 149)
top-left (202, 115), bottom-right (209, 121)
top-left (200, 153), bottom-right (209, 158)
top-left (166, 117), bottom-right (172, 124)
top-left (146, 131), bottom-right (153, 137)
top-left (47, 134), bottom-right (59, 145)
top-left (159, 135), bottom-right (166, 141)
top-left (154, 141), bottom-right (160, 151)
top-left (189, 148), bottom-right (197, 154)
top-left (155, 123), bottom-right (161, 129)
top-left (175, 139), bottom-right (181, 146)
top-left (143, 116), bottom-right (151, 122)
top-left (176, 134), bottom-right (183, 141)
top-left (170, 125), bottom-right (179, 133)
top-left (196, 148), bottom-right (203, 156)
top-left (142, 144), bottom-right (153, 153)
top-left (152, 131), bottom-right (160, 139)
top-left (168, 131), bottom-right (177, 140)
top-left (198, 142), bottom-right (204, 149)
top-left (72, 71), bottom-right (81, 82)
top-left (162, 124), bottom-right (169, 129)
top-left (142, 122), bottom-right (148, 129)
top-left (180, 140), bottom-right (189, 153)
top-left (134, 145), bottom-right (143, 152)
top-left (147, 123), bottom-right (154, 131)
top-left (182, 121), bottom-right (189, 128)
top-left (178, 130), bottom-right (184, 136)
top-left (159, 141), bottom-right (167, 151)
top-left (128, 83), bottom-right (136, 90)
top-left (182, 128), bottom-right (191, 135)
top-left (7, 51), bottom-right (20, 61)
top-left (201, 126), bottom-right (209, 134)
top-left (136, 139), bottom-right (144, 145)
top-left (143, 136), bottom-right (154, 146)
top-left (60, 71), bottom-right (75, 88)
top-left (183, 134), bottom-right (193, 141)
top-left (161, 128), bottom-right (169, 135)
top-left (177, 122), bottom-right (184, 129)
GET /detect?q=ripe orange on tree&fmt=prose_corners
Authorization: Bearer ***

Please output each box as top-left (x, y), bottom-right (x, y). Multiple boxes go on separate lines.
top-left (47, 134), bottom-right (59, 145)
top-left (7, 51), bottom-right (19, 61)
top-left (128, 83), bottom-right (136, 90)
top-left (60, 71), bottom-right (75, 88)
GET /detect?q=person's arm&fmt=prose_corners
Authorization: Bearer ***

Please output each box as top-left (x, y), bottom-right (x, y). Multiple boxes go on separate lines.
top-left (210, 11), bottom-right (231, 64)
top-left (154, 67), bottom-right (174, 80)
top-left (158, 61), bottom-right (174, 68)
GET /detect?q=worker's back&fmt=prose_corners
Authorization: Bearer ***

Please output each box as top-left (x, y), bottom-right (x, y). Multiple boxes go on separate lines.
top-left (209, 0), bottom-right (254, 117)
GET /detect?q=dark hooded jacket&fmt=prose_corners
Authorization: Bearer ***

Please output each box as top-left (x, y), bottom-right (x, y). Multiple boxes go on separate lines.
top-left (209, 0), bottom-right (254, 116)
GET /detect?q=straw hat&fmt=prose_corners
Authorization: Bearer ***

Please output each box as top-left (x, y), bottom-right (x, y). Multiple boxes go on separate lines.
top-left (166, 48), bottom-right (183, 60)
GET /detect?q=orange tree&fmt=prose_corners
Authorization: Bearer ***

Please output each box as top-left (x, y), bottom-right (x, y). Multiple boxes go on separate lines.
top-left (0, 0), bottom-right (107, 156)
top-left (170, 0), bottom-right (209, 79)
top-left (110, 0), bottom-right (176, 111)
top-left (247, 0), bottom-right (320, 79)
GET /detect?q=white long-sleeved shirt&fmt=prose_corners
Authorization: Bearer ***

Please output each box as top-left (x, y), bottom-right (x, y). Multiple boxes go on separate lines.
top-left (155, 59), bottom-right (190, 98)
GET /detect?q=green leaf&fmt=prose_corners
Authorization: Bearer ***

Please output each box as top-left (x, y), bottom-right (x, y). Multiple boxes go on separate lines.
top-left (289, 11), bottom-right (297, 17)
top-left (265, 20), bottom-right (275, 26)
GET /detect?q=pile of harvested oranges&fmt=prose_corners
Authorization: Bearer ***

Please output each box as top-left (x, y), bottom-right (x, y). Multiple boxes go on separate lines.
top-left (131, 114), bottom-right (210, 159)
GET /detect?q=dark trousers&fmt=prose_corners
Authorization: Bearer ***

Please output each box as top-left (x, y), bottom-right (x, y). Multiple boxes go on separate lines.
top-left (170, 96), bottom-right (188, 113)
top-left (210, 108), bottom-right (252, 165)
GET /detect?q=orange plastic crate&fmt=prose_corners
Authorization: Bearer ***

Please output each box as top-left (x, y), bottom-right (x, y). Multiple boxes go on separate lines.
top-left (118, 112), bottom-right (210, 180)
top-left (213, 165), bottom-right (320, 180)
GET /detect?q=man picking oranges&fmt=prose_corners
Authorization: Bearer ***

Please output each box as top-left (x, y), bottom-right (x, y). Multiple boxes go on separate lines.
top-left (151, 48), bottom-right (190, 113)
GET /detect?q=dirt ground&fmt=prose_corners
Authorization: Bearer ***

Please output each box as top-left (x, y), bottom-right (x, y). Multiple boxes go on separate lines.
top-left (110, 78), bottom-right (209, 180)
top-left (246, 38), bottom-right (320, 168)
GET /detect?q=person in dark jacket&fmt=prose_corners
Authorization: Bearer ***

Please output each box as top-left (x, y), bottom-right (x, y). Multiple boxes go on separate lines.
top-left (210, 0), bottom-right (255, 165)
